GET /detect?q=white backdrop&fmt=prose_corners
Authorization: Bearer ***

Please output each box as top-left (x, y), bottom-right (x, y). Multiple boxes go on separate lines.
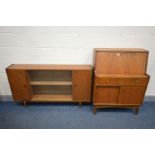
top-left (0, 26), bottom-right (155, 96)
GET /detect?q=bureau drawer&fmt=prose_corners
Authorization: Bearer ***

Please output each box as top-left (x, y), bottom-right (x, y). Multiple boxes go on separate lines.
top-left (95, 77), bottom-right (149, 86)
top-left (134, 78), bottom-right (149, 86)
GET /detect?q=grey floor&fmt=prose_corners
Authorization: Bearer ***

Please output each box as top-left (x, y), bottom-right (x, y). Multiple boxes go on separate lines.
top-left (0, 101), bottom-right (155, 129)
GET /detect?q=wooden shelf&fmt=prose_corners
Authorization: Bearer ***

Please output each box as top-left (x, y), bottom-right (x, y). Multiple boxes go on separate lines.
top-left (8, 64), bottom-right (91, 70)
top-left (30, 81), bottom-right (72, 86)
top-left (31, 94), bottom-right (73, 102)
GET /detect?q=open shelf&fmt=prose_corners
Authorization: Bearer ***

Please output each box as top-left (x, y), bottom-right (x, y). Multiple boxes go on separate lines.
top-left (28, 70), bottom-right (72, 82)
top-left (6, 64), bottom-right (92, 104)
top-left (32, 85), bottom-right (72, 95)
top-left (27, 70), bottom-right (73, 102)
top-left (30, 81), bottom-right (72, 86)
top-left (31, 94), bottom-right (73, 102)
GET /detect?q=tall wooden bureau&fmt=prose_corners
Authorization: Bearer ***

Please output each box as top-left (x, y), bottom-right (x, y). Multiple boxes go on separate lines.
top-left (93, 48), bottom-right (150, 114)
top-left (6, 64), bottom-right (92, 106)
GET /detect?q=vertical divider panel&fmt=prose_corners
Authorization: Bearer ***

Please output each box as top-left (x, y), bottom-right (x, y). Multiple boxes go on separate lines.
top-left (25, 70), bottom-right (34, 98)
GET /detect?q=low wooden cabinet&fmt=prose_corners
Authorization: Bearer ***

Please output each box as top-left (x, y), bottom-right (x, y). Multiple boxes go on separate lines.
top-left (93, 48), bottom-right (150, 114)
top-left (6, 64), bottom-right (92, 106)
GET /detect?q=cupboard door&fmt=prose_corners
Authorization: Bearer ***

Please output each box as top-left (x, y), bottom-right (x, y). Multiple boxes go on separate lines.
top-left (118, 87), bottom-right (146, 105)
top-left (6, 70), bottom-right (31, 101)
top-left (72, 70), bottom-right (91, 102)
top-left (94, 86), bottom-right (119, 105)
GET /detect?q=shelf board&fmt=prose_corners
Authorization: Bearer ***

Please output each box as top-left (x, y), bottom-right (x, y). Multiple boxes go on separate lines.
top-left (30, 81), bottom-right (72, 86)
top-left (31, 94), bottom-right (73, 102)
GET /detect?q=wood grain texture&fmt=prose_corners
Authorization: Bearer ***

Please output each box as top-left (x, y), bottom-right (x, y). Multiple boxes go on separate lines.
top-left (72, 70), bottom-right (92, 102)
top-left (94, 49), bottom-right (148, 74)
top-left (95, 73), bottom-right (148, 78)
top-left (6, 69), bottom-right (31, 101)
top-left (118, 87), bottom-right (146, 105)
top-left (30, 81), bottom-right (72, 86)
top-left (93, 48), bottom-right (150, 113)
top-left (7, 64), bottom-right (91, 70)
top-left (6, 64), bottom-right (92, 103)
top-left (95, 76), bottom-right (149, 86)
top-left (94, 86), bottom-right (119, 105)
top-left (95, 48), bottom-right (148, 52)
top-left (31, 94), bottom-right (73, 102)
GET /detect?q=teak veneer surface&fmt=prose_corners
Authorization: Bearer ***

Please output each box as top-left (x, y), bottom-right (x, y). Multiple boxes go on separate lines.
top-left (94, 48), bottom-right (148, 74)
top-left (95, 73), bottom-right (148, 78)
top-left (93, 48), bottom-right (150, 114)
top-left (31, 94), bottom-right (73, 102)
top-left (94, 48), bottom-right (148, 52)
top-left (6, 64), bottom-right (92, 104)
top-left (30, 81), bottom-right (72, 86)
top-left (7, 64), bottom-right (91, 70)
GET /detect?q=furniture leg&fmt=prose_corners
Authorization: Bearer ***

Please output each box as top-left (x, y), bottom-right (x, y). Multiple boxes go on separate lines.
top-left (23, 101), bottom-right (27, 106)
top-left (133, 107), bottom-right (139, 115)
top-left (93, 106), bottom-right (97, 114)
top-left (79, 102), bottom-right (82, 108)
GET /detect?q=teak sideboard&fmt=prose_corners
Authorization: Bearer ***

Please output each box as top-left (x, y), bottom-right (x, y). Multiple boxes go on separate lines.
top-left (6, 64), bottom-right (92, 106)
top-left (93, 48), bottom-right (150, 114)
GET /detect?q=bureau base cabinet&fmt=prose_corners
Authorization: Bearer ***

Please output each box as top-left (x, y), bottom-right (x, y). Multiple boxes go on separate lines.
top-left (93, 79), bottom-right (149, 114)
top-left (6, 64), bottom-right (92, 106)
top-left (93, 48), bottom-right (150, 114)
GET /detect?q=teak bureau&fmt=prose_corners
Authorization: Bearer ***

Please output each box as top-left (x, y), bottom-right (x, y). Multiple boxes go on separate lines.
top-left (6, 64), bottom-right (92, 106)
top-left (93, 48), bottom-right (150, 114)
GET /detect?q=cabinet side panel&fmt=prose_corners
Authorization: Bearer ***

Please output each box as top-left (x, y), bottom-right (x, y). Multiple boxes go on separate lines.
top-left (6, 69), bottom-right (31, 101)
top-left (72, 70), bottom-right (91, 102)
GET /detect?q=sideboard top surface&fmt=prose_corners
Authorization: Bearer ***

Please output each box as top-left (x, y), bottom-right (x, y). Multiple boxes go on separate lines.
top-left (7, 64), bottom-right (92, 70)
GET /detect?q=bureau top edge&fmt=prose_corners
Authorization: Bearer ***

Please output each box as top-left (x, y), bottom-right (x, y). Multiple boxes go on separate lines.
top-left (94, 48), bottom-right (148, 52)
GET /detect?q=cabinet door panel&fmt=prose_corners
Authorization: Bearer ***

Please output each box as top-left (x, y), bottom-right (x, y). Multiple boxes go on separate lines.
top-left (118, 87), bottom-right (146, 105)
top-left (72, 70), bottom-right (91, 101)
top-left (6, 70), bottom-right (31, 101)
top-left (94, 86), bottom-right (119, 105)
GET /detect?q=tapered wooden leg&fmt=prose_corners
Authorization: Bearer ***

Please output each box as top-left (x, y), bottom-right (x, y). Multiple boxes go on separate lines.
top-left (23, 101), bottom-right (27, 106)
top-left (79, 102), bottom-right (82, 108)
top-left (133, 107), bottom-right (139, 115)
top-left (93, 106), bottom-right (97, 114)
